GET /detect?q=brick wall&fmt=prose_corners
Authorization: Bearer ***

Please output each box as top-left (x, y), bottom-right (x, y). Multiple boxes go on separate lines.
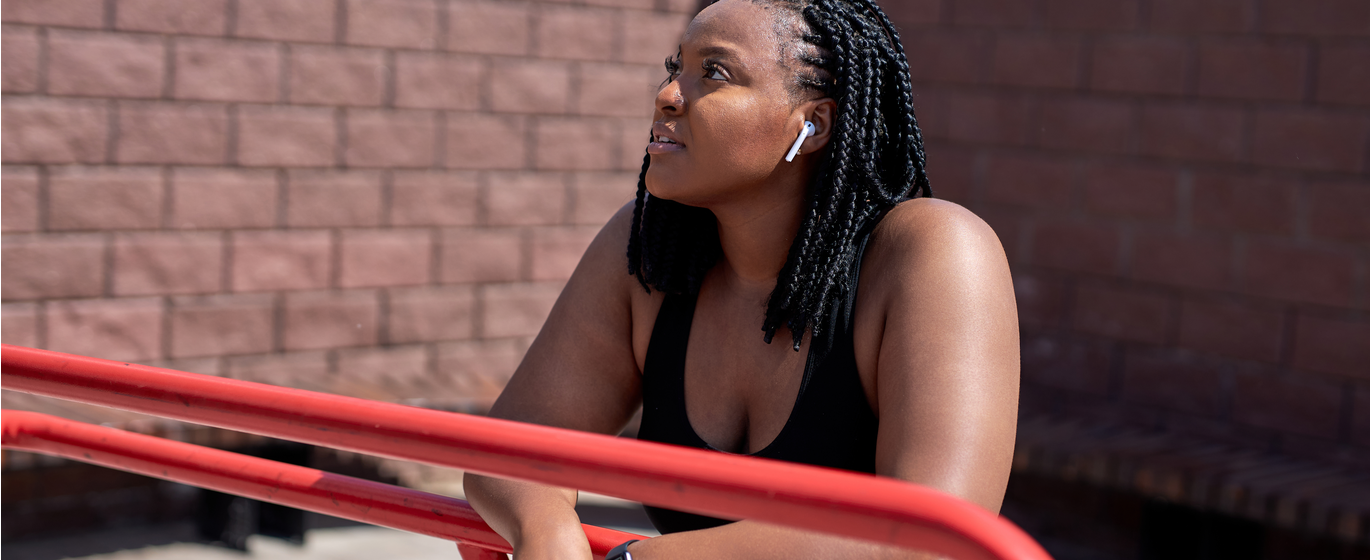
top-left (882, 0), bottom-right (1370, 466)
top-left (1, 0), bottom-right (694, 410)
top-left (3, 0), bottom-right (1368, 467)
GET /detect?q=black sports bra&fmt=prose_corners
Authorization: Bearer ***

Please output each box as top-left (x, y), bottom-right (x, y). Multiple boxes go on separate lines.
top-left (635, 229), bottom-right (881, 534)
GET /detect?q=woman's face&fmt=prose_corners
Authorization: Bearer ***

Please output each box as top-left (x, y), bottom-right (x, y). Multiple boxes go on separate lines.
top-left (644, 0), bottom-right (812, 206)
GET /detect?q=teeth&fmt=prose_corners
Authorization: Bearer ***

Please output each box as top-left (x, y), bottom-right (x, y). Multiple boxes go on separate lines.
top-left (656, 136), bottom-right (676, 144)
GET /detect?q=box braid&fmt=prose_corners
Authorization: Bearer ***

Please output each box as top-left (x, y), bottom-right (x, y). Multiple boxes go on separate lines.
top-left (627, 0), bottom-right (932, 350)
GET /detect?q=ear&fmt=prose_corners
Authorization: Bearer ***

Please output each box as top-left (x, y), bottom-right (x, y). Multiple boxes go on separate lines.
top-left (796, 97), bottom-right (837, 154)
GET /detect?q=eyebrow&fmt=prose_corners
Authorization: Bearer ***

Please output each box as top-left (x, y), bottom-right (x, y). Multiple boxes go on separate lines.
top-left (694, 44), bottom-right (748, 70)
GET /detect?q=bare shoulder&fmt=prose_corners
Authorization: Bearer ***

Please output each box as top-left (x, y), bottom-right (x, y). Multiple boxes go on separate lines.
top-left (863, 197), bottom-right (1008, 286)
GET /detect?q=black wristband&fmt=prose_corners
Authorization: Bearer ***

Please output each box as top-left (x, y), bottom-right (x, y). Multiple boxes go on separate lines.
top-left (605, 539), bottom-right (640, 560)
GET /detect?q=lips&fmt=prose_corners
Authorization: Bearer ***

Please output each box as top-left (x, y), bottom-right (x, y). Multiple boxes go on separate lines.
top-left (647, 123), bottom-right (685, 155)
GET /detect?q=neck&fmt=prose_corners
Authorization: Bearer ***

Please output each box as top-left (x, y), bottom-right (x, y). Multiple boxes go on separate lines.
top-left (707, 176), bottom-right (808, 298)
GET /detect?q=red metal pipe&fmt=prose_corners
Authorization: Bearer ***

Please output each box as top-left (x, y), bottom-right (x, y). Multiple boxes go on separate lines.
top-left (2, 345), bottom-right (1052, 560)
top-left (0, 410), bottom-right (641, 559)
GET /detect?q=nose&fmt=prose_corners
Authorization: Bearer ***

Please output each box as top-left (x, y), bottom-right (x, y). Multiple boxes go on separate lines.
top-left (655, 78), bottom-right (685, 116)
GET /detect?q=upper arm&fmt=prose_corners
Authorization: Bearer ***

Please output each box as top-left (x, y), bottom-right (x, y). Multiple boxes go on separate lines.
top-left (865, 199), bottom-right (1020, 513)
top-left (486, 203), bottom-right (647, 436)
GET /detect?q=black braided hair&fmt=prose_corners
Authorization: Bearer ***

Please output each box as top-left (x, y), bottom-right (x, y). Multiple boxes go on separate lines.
top-left (627, 0), bottom-right (932, 350)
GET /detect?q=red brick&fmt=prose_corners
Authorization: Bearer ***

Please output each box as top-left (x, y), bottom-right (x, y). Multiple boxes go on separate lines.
top-left (1, 98), bottom-right (108, 164)
top-left (922, 145), bottom-right (975, 204)
top-left (1031, 221), bottom-right (1120, 275)
top-left (445, 113), bottom-right (528, 169)
top-left (983, 155), bottom-right (1073, 209)
top-left (47, 30), bottom-right (165, 98)
top-left (1, 234), bottom-right (106, 300)
top-left (173, 38), bottom-right (279, 103)
top-left (1307, 180), bottom-right (1370, 246)
top-left (529, 226), bottom-right (597, 281)
top-left (1197, 40), bottom-right (1307, 102)
top-left (2, 167), bottom-right (40, 233)
top-left (390, 171), bottom-right (479, 227)
top-left (394, 52), bottom-right (483, 110)
top-left (1, 0), bottom-right (105, 28)
top-left (234, 0), bottom-right (335, 43)
top-left (2, 25), bottom-right (40, 93)
top-left (990, 34), bottom-right (1081, 89)
top-left (1178, 298), bottom-right (1283, 363)
top-left (448, 1), bottom-right (532, 56)
top-left (1123, 351), bottom-right (1224, 415)
top-left (436, 338), bottom-right (524, 404)
top-left (1295, 314), bottom-right (1370, 380)
top-left (1318, 44), bottom-right (1370, 106)
top-left (283, 290), bottom-right (379, 351)
top-left (536, 6), bottom-right (617, 62)
top-left (226, 351), bottom-right (328, 385)
top-left (1090, 36), bottom-right (1188, 95)
top-left (2, 303), bottom-right (40, 347)
top-left (942, 92), bottom-right (1032, 146)
top-left (482, 281), bottom-right (561, 338)
top-left (1013, 271), bottom-right (1067, 328)
top-left (1356, 387), bottom-right (1370, 447)
top-left (952, 0), bottom-right (1038, 27)
top-left (1259, 0), bottom-right (1370, 36)
top-left (344, 109), bottom-right (436, 168)
top-left (1148, 0), bottom-right (1253, 33)
top-left (1042, 0), bottom-right (1139, 30)
top-left (289, 45), bottom-right (386, 106)
top-left (1082, 163), bottom-right (1177, 221)
top-left (388, 285), bottom-right (476, 343)
top-left (622, 10), bottom-right (689, 65)
top-left (335, 345), bottom-right (429, 385)
top-left (619, 118), bottom-right (652, 171)
top-left (1191, 171), bottom-right (1296, 235)
top-left (236, 105), bottom-right (337, 167)
top-left (577, 63), bottom-right (657, 118)
top-left (112, 232), bottom-right (224, 296)
top-left (116, 103), bottom-right (228, 165)
top-left (1073, 282), bottom-right (1172, 344)
top-left (1037, 97), bottom-right (1135, 154)
top-left (487, 171), bottom-right (567, 225)
top-left (883, 0), bottom-right (943, 26)
top-left (231, 230), bottom-right (332, 292)
top-left (339, 229), bottom-right (431, 288)
top-left (903, 30), bottom-right (991, 84)
top-left (489, 58), bottom-right (571, 114)
top-left (535, 117), bottom-right (617, 171)
top-left (1130, 231), bottom-right (1231, 291)
top-left (1138, 102), bottom-right (1244, 162)
top-left (116, 0), bottom-right (226, 35)
top-left (440, 228), bottom-right (522, 283)
top-left (345, 0), bottom-right (439, 49)
top-left (48, 166), bottom-right (162, 230)
top-left (169, 294), bottom-right (274, 358)
top-left (46, 298), bottom-right (163, 362)
top-left (1242, 242), bottom-right (1355, 307)
top-left (286, 170), bottom-right (383, 227)
top-left (170, 168), bottom-right (278, 230)
top-left (1251, 109), bottom-right (1366, 173)
top-left (1232, 373), bottom-right (1342, 438)
top-left (571, 172), bottom-right (635, 225)
top-left (1020, 334), bottom-right (1111, 395)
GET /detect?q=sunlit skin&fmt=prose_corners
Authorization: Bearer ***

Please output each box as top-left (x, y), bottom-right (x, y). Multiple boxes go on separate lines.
top-left (463, 1), bottom-right (1020, 558)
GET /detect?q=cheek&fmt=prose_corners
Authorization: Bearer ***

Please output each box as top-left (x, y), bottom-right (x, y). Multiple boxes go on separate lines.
top-left (694, 99), bottom-right (791, 173)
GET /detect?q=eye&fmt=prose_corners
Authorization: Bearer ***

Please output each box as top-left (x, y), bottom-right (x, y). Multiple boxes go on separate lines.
top-left (702, 61), bottom-right (728, 81)
top-left (663, 56), bottom-right (682, 78)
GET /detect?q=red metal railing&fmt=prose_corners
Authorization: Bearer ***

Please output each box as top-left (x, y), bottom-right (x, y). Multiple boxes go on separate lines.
top-left (2, 344), bottom-right (1052, 560)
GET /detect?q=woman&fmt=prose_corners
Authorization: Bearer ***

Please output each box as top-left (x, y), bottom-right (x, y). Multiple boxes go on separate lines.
top-left (463, 0), bottom-right (1020, 557)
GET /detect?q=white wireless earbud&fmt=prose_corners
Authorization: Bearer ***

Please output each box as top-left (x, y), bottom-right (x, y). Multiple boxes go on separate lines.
top-left (784, 121), bottom-right (816, 162)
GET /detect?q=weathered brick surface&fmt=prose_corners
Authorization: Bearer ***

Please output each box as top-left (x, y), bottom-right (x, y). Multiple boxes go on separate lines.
top-left (1317, 44), bottom-right (1370, 106)
top-left (1020, 334), bottom-right (1111, 395)
top-left (345, 0), bottom-right (440, 50)
top-left (445, 113), bottom-right (528, 169)
top-left (1, 0), bottom-right (105, 28)
top-left (388, 285), bottom-right (476, 343)
top-left (116, 0), bottom-right (227, 35)
top-left (1081, 163), bottom-right (1177, 221)
top-left (231, 230), bottom-right (332, 292)
top-left (173, 38), bottom-right (280, 103)
top-left (2, 167), bottom-right (41, 233)
top-left (286, 170), bottom-right (383, 227)
top-left (436, 338), bottom-right (525, 404)
top-left (169, 294), bottom-right (275, 358)
top-left (1294, 314), bottom-right (1370, 380)
top-left (534, 117), bottom-right (620, 170)
top-left (115, 103), bottom-right (229, 165)
top-left (481, 282), bottom-right (561, 338)
top-left (2, 98), bottom-right (109, 164)
top-left (1122, 350), bottom-right (1224, 415)
top-left (170, 168), bottom-right (279, 230)
top-left (234, 0), bottom-right (336, 43)
top-left (1232, 373), bottom-right (1343, 439)
top-left (536, 6), bottom-right (618, 62)
top-left (440, 229), bottom-right (523, 283)
top-left (1241, 242), bottom-right (1356, 307)
top-left (1072, 282), bottom-right (1173, 344)
top-left (1129, 232), bottom-right (1231, 291)
top-left (1191, 172), bottom-right (1295, 235)
top-left (1178, 298), bottom-right (1284, 364)
top-left (1250, 109), bottom-right (1367, 173)
top-left (111, 232), bottom-right (224, 296)
top-left (282, 290), bottom-right (379, 351)
top-left (529, 227), bottom-right (597, 281)
top-left (226, 351), bottom-right (329, 385)
top-left (390, 171), bottom-right (479, 227)
top-left (2, 303), bottom-right (40, 347)
top-left (289, 45), bottom-right (387, 107)
top-left (487, 171), bottom-right (567, 226)
top-left (1149, 0), bottom-right (1252, 34)
top-left (448, 1), bottom-right (533, 56)
top-left (576, 63), bottom-right (658, 118)
top-left (2, 234), bottom-right (106, 301)
top-left (236, 105), bottom-right (337, 167)
top-left (394, 53), bottom-right (483, 110)
top-left (344, 109), bottom-right (437, 168)
top-left (489, 58), bottom-right (572, 114)
top-left (1090, 36), bottom-right (1188, 95)
top-left (570, 172), bottom-right (635, 225)
top-left (1306, 180), bottom-right (1370, 246)
top-left (1030, 221), bottom-right (1120, 275)
top-left (46, 298), bottom-right (163, 362)
top-left (990, 34), bottom-right (1081, 90)
top-left (47, 166), bottom-right (163, 231)
top-left (47, 30), bottom-right (165, 99)
top-left (3, 25), bottom-right (41, 93)
top-left (338, 229), bottom-right (432, 288)
top-left (336, 345), bottom-right (430, 386)
top-left (1196, 40), bottom-right (1307, 102)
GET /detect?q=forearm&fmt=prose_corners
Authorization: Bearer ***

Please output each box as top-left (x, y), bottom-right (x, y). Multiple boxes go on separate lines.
top-left (463, 472), bottom-right (591, 559)
top-left (627, 519), bottom-right (939, 560)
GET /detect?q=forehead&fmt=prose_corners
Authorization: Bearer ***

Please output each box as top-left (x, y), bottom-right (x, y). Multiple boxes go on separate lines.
top-left (683, 0), bottom-right (788, 61)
